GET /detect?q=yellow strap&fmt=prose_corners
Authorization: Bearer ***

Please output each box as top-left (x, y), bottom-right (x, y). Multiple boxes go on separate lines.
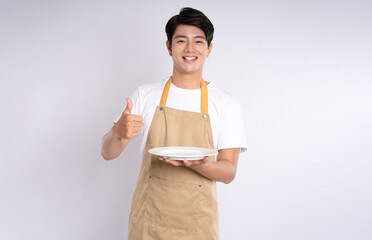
top-left (200, 79), bottom-right (208, 114)
top-left (159, 77), bottom-right (172, 107)
top-left (159, 77), bottom-right (208, 114)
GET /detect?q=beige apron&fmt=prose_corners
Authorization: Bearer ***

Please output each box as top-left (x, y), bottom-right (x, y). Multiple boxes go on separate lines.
top-left (128, 77), bottom-right (219, 240)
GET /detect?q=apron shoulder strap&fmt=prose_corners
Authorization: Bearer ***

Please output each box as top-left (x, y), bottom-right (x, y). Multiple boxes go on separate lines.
top-left (200, 79), bottom-right (208, 114)
top-left (159, 78), bottom-right (172, 108)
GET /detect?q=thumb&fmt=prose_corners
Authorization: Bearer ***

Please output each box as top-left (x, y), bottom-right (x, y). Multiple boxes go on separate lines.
top-left (123, 97), bottom-right (133, 115)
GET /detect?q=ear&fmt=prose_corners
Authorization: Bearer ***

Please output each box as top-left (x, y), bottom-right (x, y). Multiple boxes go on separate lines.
top-left (207, 42), bottom-right (213, 57)
top-left (166, 40), bottom-right (172, 56)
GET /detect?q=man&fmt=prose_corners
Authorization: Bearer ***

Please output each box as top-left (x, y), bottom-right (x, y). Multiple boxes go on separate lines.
top-left (101, 7), bottom-right (247, 240)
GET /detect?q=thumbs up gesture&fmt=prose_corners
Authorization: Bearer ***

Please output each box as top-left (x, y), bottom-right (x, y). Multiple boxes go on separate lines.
top-left (112, 98), bottom-right (144, 140)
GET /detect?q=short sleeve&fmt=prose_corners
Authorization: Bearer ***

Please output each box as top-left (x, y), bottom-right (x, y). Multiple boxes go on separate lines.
top-left (217, 97), bottom-right (247, 152)
top-left (113, 87), bottom-right (141, 123)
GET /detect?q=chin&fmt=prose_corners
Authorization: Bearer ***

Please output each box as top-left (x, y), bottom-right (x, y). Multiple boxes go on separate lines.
top-left (182, 66), bottom-right (201, 73)
top-left (181, 70), bottom-right (200, 75)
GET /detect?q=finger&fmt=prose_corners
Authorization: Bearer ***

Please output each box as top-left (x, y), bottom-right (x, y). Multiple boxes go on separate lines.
top-left (183, 160), bottom-right (191, 167)
top-left (166, 158), bottom-right (183, 166)
top-left (159, 157), bottom-right (182, 166)
top-left (126, 131), bottom-right (140, 139)
top-left (201, 157), bottom-right (209, 164)
top-left (128, 126), bottom-right (142, 133)
top-left (126, 122), bottom-right (142, 132)
top-left (127, 115), bottom-right (143, 123)
top-left (123, 97), bottom-right (133, 115)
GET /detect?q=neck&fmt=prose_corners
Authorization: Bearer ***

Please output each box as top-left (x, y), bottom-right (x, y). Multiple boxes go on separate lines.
top-left (171, 71), bottom-right (203, 89)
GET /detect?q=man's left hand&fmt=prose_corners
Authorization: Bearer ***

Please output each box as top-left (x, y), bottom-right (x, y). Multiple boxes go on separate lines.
top-left (159, 156), bottom-right (209, 167)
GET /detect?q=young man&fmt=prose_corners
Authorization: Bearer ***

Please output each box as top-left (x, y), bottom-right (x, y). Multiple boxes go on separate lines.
top-left (101, 7), bottom-right (247, 240)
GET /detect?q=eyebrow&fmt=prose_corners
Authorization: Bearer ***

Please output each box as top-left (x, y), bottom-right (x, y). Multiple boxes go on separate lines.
top-left (174, 35), bottom-right (206, 40)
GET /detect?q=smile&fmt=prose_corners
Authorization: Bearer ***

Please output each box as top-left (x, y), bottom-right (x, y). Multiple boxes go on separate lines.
top-left (183, 56), bottom-right (198, 60)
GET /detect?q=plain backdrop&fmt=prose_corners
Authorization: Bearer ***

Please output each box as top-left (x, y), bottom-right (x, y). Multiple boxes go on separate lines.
top-left (1, 0), bottom-right (371, 239)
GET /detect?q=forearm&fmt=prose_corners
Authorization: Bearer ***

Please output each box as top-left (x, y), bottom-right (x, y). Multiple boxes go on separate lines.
top-left (101, 127), bottom-right (129, 160)
top-left (190, 159), bottom-right (236, 184)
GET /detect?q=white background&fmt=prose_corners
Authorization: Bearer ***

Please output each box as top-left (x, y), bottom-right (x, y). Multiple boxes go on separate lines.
top-left (1, 0), bottom-right (371, 239)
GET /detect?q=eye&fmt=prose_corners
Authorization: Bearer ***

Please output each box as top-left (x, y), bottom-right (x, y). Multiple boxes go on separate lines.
top-left (177, 40), bottom-right (185, 43)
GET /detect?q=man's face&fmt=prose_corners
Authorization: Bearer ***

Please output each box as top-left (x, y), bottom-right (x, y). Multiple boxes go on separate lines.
top-left (167, 24), bottom-right (212, 75)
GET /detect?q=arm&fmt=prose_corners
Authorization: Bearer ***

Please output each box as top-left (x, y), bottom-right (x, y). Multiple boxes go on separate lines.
top-left (160, 148), bottom-right (240, 184)
top-left (190, 148), bottom-right (240, 184)
top-left (101, 98), bottom-right (143, 160)
top-left (101, 127), bottom-right (130, 160)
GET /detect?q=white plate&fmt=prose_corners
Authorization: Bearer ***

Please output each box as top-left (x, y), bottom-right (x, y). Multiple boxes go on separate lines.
top-left (148, 146), bottom-right (217, 160)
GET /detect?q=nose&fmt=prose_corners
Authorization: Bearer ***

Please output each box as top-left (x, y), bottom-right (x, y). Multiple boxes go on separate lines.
top-left (185, 41), bottom-right (194, 52)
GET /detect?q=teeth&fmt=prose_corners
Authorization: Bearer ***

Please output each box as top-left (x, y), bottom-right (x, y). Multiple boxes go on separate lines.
top-left (184, 57), bottom-right (197, 60)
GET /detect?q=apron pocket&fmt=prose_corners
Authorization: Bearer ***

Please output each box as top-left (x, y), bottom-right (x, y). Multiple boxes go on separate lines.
top-left (145, 176), bottom-right (203, 232)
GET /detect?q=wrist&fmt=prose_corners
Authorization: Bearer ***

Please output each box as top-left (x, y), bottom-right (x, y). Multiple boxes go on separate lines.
top-left (111, 124), bottom-right (122, 140)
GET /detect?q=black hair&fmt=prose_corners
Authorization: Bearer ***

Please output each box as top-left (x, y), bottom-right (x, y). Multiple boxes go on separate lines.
top-left (165, 7), bottom-right (214, 47)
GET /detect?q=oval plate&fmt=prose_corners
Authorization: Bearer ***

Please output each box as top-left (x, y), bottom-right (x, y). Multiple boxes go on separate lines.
top-left (148, 146), bottom-right (217, 161)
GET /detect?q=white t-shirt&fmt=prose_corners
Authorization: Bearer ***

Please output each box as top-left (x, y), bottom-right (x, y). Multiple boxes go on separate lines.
top-left (114, 79), bottom-right (247, 156)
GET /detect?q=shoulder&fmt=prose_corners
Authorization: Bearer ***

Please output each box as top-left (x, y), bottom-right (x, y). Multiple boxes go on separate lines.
top-left (132, 78), bottom-right (168, 115)
top-left (208, 83), bottom-right (242, 116)
top-left (134, 78), bottom-right (168, 104)
top-left (136, 79), bottom-right (167, 96)
top-left (209, 83), bottom-right (240, 103)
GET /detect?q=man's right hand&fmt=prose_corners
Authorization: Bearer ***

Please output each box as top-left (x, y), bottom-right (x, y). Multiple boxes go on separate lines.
top-left (112, 97), bottom-right (144, 140)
